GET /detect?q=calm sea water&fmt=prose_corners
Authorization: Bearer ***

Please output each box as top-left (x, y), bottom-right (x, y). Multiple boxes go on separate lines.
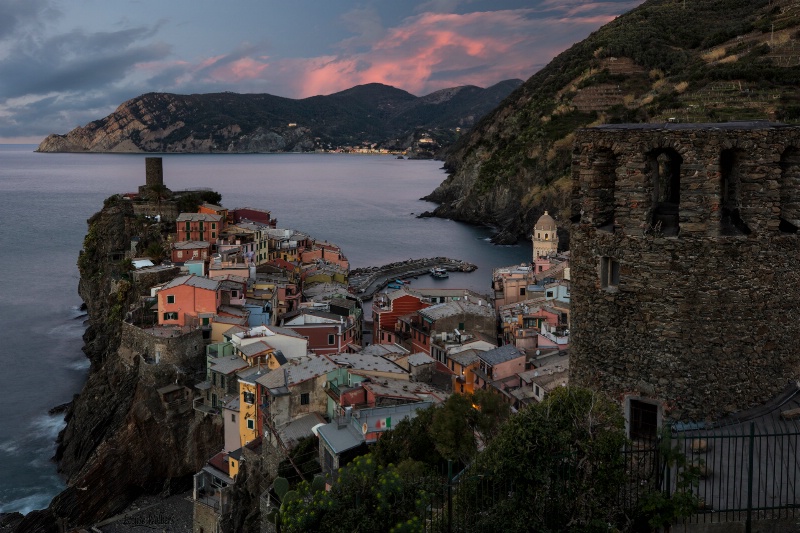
top-left (0, 146), bottom-right (529, 513)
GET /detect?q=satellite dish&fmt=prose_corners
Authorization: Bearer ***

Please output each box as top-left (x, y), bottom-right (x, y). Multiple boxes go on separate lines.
top-left (536, 349), bottom-right (541, 356)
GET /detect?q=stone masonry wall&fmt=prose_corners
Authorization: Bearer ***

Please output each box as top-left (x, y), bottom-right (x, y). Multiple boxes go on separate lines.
top-left (121, 321), bottom-right (205, 368)
top-left (570, 123), bottom-right (800, 421)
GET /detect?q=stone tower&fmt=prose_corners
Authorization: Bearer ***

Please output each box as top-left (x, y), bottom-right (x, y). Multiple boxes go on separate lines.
top-left (569, 122), bottom-right (800, 424)
top-left (532, 211), bottom-right (559, 261)
top-left (145, 157), bottom-right (164, 188)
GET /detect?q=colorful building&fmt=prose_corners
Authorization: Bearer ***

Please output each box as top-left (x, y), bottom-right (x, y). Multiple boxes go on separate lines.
top-left (157, 274), bottom-right (220, 327)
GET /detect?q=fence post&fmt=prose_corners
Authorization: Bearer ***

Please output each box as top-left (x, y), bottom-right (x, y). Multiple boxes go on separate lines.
top-left (446, 459), bottom-right (453, 533)
top-left (746, 421), bottom-right (755, 533)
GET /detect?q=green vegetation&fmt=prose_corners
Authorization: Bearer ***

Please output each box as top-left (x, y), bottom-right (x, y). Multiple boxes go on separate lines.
top-left (274, 388), bottom-right (693, 532)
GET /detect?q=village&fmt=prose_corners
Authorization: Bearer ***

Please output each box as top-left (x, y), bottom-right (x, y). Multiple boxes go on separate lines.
top-left (110, 158), bottom-right (572, 531)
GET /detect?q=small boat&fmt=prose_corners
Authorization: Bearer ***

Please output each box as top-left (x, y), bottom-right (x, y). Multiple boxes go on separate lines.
top-left (387, 282), bottom-right (403, 289)
top-left (430, 267), bottom-right (449, 279)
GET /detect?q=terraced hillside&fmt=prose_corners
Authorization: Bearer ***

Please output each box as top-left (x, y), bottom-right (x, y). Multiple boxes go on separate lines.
top-left (426, 0), bottom-right (800, 243)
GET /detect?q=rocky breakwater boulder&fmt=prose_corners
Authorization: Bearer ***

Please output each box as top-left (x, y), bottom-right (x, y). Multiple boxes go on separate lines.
top-left (14, 197), bottom-right (222, 532)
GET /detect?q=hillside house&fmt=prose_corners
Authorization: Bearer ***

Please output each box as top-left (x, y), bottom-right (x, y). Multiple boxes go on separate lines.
top-left (157, 274), bottom-right (220, 328)
top-left (176, 212), bottom-right (222, 244)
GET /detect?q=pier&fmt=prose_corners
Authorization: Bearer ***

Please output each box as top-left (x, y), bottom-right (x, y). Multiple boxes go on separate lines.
top-left (348, 257), bottom-right (476, 300)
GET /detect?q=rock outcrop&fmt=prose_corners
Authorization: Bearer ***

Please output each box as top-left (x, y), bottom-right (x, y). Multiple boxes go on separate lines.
top-left (14, 198), bottom-right (222, 532)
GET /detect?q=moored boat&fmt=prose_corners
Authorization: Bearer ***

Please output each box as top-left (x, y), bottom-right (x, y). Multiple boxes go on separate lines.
top-left (430, 267), bottom-right (449, 279)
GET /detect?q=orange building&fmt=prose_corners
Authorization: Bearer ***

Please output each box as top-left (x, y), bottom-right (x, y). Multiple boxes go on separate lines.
top-left (176, 213), bottom-right (223, 244)
top-left (157, 274), bottom-right (221, 326)
top-left (372, 289), bottom-right (429, 344)
top-left (198, 203), bottom-right (229, 227)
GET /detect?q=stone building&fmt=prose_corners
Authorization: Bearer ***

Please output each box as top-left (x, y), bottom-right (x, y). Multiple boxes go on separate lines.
top-left (569, 122), bottom-right (800, 427)
top-left (532, 211), bottom-right (559, 260)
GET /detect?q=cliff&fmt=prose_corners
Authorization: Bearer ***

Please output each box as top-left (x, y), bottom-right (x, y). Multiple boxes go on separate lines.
top-left (13, 198), bottom-right (222, 532)
top-left (36, 81), bottom-right (522, 155)
top-left (424, 0), bottom-right (800, 243)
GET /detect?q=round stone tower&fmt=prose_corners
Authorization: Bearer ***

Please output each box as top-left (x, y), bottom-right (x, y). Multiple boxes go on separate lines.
top-left (532, 211), bottom-right (559, 260)
top-left (145, 157), bottom-right (164, 188)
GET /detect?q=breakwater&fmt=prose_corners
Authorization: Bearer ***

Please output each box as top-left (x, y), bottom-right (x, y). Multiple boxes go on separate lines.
top-left (349, 257), bottom-right (476, 300)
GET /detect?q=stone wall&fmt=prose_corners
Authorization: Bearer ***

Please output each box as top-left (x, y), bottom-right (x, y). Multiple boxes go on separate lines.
top-left (121, 321), bottom-right (205, 369)
top-left (570, 123), bottom-right (800, 421)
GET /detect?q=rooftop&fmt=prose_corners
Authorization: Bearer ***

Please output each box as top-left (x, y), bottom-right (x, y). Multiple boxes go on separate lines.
top-left (478, 344), bottom-right (525, 366)
top-left (162, 274), bottom-right (220, 292)
top-left (330, 353), bottom-right (406, 375)
top-left (256, 355), bottom-right (339, 391)
top-left (210, 355), bottom-right (250, 375)
top-left (176, 212), bottom-right (222, 222)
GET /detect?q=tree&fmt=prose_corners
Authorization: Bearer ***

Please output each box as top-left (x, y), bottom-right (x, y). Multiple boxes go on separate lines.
top-left (278, 455), bottom-right (437, 533)
top-left (467, 387), bottom-right (628, 532)
top-left (428, 391), bottom-right (510, 464)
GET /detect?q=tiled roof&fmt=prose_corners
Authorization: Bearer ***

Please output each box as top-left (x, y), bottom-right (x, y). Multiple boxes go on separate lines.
top-left (238, 340), bottom-right (274, 357)
top-left (172, 241), bottom-right (211, 250)
top-left (360, 343), bottom-right (409, 358)
top-left (331, 353), bottom-right (406, 374)
top-left (200, 203), bottom-right (226, 212)
top-left (419, 300), bottom-right (494, 320)
top-left (256, 355), bottom-right (338, 390)
top-left (213, 315), bottom-right (248, 326)
top-left (449, 349), bottom-right (481, 366)
top-left (162, 274), bottom-right (220, 291)
top-left (478, 344), bottom-right (525, 366)
top-left (406, 352), bottom-right (435, 367)
top-left (210, 355), bottom-right (249, 375)
top-left (176, 213), bottom-right (222, 222)
top-left (279, 413), bottom-right (327, 448)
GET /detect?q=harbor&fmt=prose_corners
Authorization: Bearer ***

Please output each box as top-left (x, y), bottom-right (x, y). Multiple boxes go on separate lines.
top-left (348, 257), bottom-right (477, 300)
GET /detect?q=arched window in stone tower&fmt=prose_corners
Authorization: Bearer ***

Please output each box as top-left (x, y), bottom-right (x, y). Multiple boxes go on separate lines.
top-left (647, 148), bottom-right (682, 236)
top-left (779, 147), bottom-right (800, 233)
top-left (586, 148), bottom-right (617, 230)
top-left (720, 149), bottom-right (751, 236)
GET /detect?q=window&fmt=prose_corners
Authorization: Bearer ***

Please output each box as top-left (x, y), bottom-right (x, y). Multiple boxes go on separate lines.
top-left (519, 288), bottom-right (526, 296)
top-left (534, 385), bottom-right (540, 397)
top-left (185, 221), bottom-right (190, 232)
top-left (199, 221), bottom-right (204, 231)
top-left (220, 376), bottom-right (226, 389)
top-left (247, 419), bottom-right (255, 430)
top-left (211, 232), bottom-right (216, 239)
top-left (300, 393), bottom-right (310, 405)
top-left (211, 223), bottom-right (216, 229)
top-left (599, 257), bottom-right (620, 290)
top-left (167, 295), bottom-right (175, 304)
top-left (546, 291), bottom-right (554, 298)
top-left (231, 414), bottom-right (235, 422)
top-left (199, 232), bottom-right (205, 241)
top-left (163, 311), bottom-right (178, 320)
top-left (328, 334), bottom-right (335, 345)
top-left (243, 392), bottom-right (255, 404)
top-left (176, 251), bottom-right (183, 259)
top-left (232, 290), bottom-right (238, 298)
top-left (628, 399), bottom-right (659, 441)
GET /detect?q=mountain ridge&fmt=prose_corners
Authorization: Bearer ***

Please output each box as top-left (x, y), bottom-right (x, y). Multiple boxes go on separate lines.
top-left (35, 80), bottom-right (523, 155)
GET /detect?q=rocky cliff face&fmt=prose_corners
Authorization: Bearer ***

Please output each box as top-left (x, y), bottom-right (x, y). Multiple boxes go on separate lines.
top-left (13, 199), bottom-right (222, 532)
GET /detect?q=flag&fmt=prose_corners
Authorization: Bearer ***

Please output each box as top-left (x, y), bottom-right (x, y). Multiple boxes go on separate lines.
top-left (375, 417), bottom-right (392, 429)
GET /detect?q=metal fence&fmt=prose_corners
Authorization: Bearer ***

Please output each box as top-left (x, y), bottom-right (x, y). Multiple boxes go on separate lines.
top-left (406, 421), bottom-right (800, 532)
top-left (667, 420), bottom-right (800, 527)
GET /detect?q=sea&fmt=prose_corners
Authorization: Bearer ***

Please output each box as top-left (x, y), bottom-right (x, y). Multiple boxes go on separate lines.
top-left (0, 145), bottom-right (530, 514)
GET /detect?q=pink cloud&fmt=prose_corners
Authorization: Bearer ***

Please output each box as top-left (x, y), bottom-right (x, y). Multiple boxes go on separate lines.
top-left (149, 3), bottom-right (643, 99)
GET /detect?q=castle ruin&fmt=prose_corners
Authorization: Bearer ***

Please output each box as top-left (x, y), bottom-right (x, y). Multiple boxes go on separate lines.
top-left (569, 122), bottom-right (800, 424)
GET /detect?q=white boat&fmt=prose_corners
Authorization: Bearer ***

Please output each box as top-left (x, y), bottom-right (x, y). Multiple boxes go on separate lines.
top-left (430, 267), bottom-right (449, 279)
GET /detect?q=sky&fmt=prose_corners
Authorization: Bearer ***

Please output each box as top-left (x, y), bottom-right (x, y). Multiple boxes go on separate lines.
top-left (0, 0), bottom-right (645, 143)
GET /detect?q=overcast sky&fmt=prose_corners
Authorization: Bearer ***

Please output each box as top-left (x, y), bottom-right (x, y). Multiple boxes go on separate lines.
top-left (0, 0), bottom-right (644, 142)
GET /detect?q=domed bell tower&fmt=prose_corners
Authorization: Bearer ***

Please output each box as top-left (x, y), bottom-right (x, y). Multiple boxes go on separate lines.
top-left (532, 211), bottom-right (558, 261)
